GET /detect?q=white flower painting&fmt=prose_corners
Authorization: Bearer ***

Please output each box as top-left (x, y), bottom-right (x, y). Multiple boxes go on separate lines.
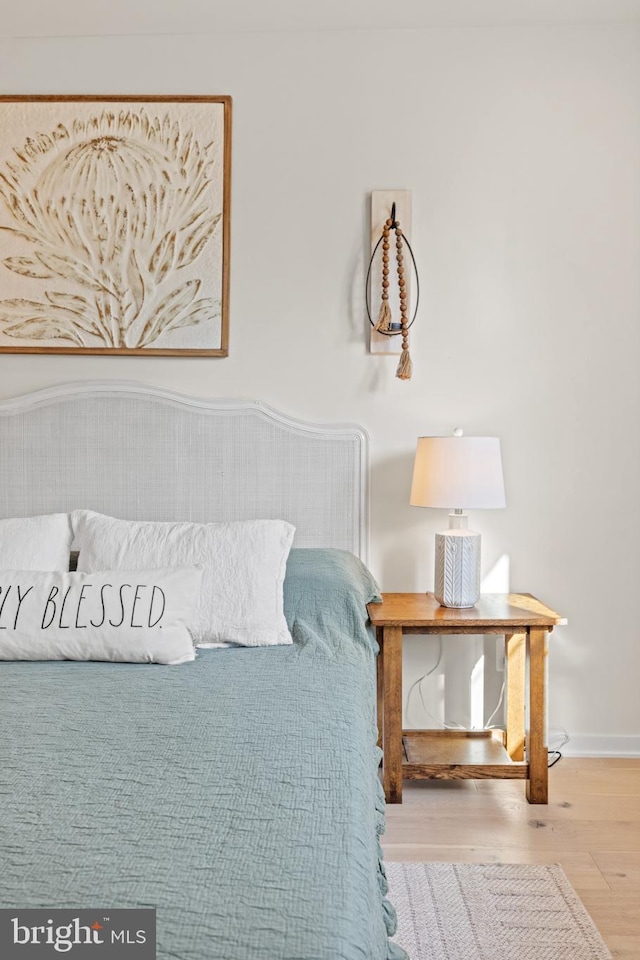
top-left (0, 96), bottom-right (230, 355)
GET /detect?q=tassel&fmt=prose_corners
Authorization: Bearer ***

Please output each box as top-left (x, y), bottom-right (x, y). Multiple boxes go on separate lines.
top-left (396, 347), bottom-right (412, 381)
top-left (375, 299), bottom-right (392, 332)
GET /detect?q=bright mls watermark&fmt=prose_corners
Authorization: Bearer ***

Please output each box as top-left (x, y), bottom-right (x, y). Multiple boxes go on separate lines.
top-left (0, 909), bottom-right (155, 958)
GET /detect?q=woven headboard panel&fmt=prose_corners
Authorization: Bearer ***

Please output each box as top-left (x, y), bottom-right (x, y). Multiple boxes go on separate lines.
top-left (0, 381), bottom-right (369, 560)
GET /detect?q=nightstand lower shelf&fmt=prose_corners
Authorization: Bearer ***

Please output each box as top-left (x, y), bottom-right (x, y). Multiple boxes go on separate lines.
top-left (402, 729), bottom-right (529, 780)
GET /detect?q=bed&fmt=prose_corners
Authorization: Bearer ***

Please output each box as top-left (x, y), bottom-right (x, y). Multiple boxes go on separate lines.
top-left (0, 382), bottom-right (405, 960)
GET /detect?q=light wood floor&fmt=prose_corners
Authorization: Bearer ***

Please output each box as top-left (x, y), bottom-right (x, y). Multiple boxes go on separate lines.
top-left (382, 758), bottom-right (640, 959)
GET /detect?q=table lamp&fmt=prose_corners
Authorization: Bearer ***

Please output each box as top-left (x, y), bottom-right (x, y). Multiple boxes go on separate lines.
top-left (410, 431), bottom-right (506, 608)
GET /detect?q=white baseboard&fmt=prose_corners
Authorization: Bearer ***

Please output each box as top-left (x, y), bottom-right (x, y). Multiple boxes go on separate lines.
top-left (561, 734), bottom-right (640, 758)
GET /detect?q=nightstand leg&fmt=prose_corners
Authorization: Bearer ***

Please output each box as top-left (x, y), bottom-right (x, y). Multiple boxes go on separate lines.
top-left (383, 625), bottom-right (403, 803)
top-left (505, 632), bottom-right (526, 761)
top-left (376, 626), bottom-right (383, 750)
top-left (526, 627), bottom-right (549, 804)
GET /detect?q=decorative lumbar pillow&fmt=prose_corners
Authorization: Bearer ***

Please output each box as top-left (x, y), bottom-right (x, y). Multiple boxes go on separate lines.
top-left (0, 568), bottom-right (202, 664)
top-left (72, 511), bottom-right (296, 647)
top-left (0, 514), bottom-right (73, 572)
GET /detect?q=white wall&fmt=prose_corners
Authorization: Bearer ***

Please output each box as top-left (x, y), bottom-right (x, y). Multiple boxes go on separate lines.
top-left (0, 23), bottom-right (638, 752)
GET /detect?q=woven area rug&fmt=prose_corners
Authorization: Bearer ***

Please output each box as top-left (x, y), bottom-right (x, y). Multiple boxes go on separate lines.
top-left (386, 862), bottom-right (612, 960)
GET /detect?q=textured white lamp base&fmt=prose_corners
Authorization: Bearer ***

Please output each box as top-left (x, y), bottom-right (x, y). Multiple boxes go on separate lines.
top-left (434, 516), bottom-right (481, 608)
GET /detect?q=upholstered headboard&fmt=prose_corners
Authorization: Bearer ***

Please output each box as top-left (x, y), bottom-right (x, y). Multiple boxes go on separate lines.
top-left (0, 381), bottom-right (369, 560)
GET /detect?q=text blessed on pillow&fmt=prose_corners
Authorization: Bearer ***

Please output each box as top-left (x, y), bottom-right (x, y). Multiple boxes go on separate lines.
top-left (0, 569), bottom-right (202, 664)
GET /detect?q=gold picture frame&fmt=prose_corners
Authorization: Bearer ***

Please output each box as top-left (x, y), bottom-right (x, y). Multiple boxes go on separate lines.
top-left (0, 95), bottom-right (231, 356)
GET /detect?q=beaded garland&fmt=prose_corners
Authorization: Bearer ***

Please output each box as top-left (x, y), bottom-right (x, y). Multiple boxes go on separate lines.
top-left (373, 215), bottom-right (412, 380)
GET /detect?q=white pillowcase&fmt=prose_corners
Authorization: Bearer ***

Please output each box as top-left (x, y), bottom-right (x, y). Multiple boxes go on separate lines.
top-left (0, 568), bottom-right (202, 664)
top-left (73, 511), bottom-right (295, 647)
top-left (0, 514), bottom-right (73, 571)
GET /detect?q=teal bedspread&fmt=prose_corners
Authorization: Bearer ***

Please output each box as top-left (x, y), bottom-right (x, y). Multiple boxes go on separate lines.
top-left (0, 550), bottom-right (406, 960)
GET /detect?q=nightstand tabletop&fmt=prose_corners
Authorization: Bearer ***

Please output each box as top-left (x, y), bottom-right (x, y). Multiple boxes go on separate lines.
top-left (368, 592), bottom-right (564, 629)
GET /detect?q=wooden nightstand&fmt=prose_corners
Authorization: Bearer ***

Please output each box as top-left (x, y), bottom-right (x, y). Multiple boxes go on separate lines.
top-left (367, 593), bottom-right (564, 805)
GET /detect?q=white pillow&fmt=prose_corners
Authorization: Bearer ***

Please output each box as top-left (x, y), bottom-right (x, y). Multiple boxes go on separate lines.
top-left (0, 568), bottom-right (202, 664)
top-left (73, 511), bottom-right (295, 647)
top-left (0, 514), bottom-right (73, 571)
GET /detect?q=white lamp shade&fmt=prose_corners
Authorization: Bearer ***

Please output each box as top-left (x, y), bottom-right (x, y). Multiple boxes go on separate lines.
top-left (410, 436), bottom-right (506, 510)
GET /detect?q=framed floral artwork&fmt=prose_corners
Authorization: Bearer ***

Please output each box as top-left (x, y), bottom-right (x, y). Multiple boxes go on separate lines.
top-left (0, 95), bottom-right (231, 356)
